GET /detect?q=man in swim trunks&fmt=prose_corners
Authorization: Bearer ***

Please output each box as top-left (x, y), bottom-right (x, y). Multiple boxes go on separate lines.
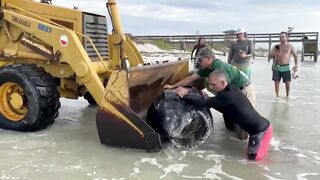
top-left (176, 70), bottom-right (273, 161)
top-left (269, 31), bottom-right (298, 97)
top-left (164, 47), bottom-right (255, 140)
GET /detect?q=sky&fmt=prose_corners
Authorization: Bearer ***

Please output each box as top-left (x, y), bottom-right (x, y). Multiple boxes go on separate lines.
top-left (45, 0), bottom-right (320, 36)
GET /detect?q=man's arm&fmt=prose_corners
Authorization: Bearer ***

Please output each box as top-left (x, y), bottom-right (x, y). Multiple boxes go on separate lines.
top-left (268, 46), bottom-right (277, 59)
top-left (228, 44), bottom-right (234, 64)
top-left (291, 45), bottom-right (298, 66)
top-left (183, 94), bottom-right (227, 110)
top-left (164, 73), bottom-right (200, 89)
top-left (291, 45), bottom-right (299, 72)
top-left (246, 40), bottom-right (254, 58)
top-left (191, 46), bottom-right (197, 60)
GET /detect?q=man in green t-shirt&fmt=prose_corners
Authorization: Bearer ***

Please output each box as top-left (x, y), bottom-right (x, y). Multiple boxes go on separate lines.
top-left (164, 47), bottom-right (255, 105)
top-left (164, 47), bottom-right (256, 140)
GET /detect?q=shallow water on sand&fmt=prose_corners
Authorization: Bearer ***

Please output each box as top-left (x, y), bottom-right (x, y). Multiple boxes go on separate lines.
top-left (0, 59), bottom-right (319, 180)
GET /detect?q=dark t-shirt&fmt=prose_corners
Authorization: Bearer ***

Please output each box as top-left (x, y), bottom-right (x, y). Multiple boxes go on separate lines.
top-left (191, 44), bottom-right (206, 59)
top-left (197, 59), bottom-right (250, 88)
top-left (184, 85), bottom-right (269, 135)
top-left (228, 40), bottom-right (254, 70)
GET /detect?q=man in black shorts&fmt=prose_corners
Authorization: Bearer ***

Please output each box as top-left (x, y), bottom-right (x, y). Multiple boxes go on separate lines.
top-left (269, 32), bottom-right (298, 97)
top-left (272, 64), bottom-right (291, 83)
top-left (175, 70), bottom-right (273, 161)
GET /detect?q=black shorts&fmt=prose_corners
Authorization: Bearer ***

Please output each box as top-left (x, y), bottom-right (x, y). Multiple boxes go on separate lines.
top-left (272, 70), bottom-right (291, 83)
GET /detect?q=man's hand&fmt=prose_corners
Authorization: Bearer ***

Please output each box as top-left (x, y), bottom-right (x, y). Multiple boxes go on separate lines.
top-left (174, 87), bottom-right (189, 98)
top-left (269, 48), bottom-right (279, 59)
top-left (292, 65), bottom-right (298, 72)
top-left (272, 49), bottom-right (280, 57)
top-left (239, 50), bottom-right (247, 59)
top-left (164, 84), bottom-right (175, 89)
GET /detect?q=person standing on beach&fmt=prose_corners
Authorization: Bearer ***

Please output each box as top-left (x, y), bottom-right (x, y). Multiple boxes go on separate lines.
top-left (191, 37), bottom-right (206, 63)
top-left (268, 31), bottom-right (298, 97)
top-left (228, 28), bottom-right (254, 79)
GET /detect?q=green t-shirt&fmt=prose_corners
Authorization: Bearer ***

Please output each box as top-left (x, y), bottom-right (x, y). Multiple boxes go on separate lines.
top-left (197, 59), bottom-right (250, 88)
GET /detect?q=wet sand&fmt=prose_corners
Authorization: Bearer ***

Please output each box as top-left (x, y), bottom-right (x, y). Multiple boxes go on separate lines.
top-left (0, 58), bottom-right (319, 180)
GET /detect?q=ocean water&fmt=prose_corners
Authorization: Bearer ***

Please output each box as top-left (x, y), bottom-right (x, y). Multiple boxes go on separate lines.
top-left (0, 58), bottom-right (319, 180)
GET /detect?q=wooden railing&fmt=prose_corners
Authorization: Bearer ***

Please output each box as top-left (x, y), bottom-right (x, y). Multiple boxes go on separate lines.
top-left (134, 32), bottom-right (319, 61)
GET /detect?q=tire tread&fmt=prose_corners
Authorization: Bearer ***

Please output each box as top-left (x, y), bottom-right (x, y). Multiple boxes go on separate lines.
top-left (0, 64), bottom-right (60, 131)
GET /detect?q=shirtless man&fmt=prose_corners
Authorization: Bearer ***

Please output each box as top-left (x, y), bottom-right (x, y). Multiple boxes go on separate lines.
top-left (269, 32), bottom-right (298, 97)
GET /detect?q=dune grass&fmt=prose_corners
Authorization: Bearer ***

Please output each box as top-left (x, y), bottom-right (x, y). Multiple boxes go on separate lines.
top-left (149, 40), bottom-right (172, 51)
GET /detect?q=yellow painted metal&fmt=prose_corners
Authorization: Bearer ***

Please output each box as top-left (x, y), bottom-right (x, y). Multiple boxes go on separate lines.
top-left (3, 8), bottom-right (106, 100)
top-left (108, 0), bottom-right (124, 35)
top-left (0, 0), bottom-right (83, 62)
top-left (0, 82), bottom-right (27, 122)
top-left (105, 70), bottom-right (129, 106)
top-left (1, 0), bottom-right (83, 34)
top-left (10, 93), bottom-right (24, 109)
top-left (107, 0), bottom-right (145, 68)
top-left (0, 61), bottom-right (12, 67)
top-left (121, 38), bottom-right (141, 67)
top-left (125, 35), bottom-right (144, 65)
top-left (37, 63), bottom-right (75, 79)
top-left (1, 5), bottom-right (138, 132)
top-left (3, 49), bottom-right (52, 61)
top-left (107, 34), bottom-right (122, 69)
top-left (4, 3), bottom-right (112, 73)
top-left (100, 70), bottom-right (143, 135)
top-left (0, 0), bottom-right (191, 150)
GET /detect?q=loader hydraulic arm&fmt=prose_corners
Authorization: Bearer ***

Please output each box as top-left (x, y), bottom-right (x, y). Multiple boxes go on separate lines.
top-left (2, 3), bottom-right (165, 151)
top-left (107, 0), bottom-right (124, 35)
top-left (106, 0), bottom-right (144, 68)
top-left (1, 1), bottom-right (190, 152)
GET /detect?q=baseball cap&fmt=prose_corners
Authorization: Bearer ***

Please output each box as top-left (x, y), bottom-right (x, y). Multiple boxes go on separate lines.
top-left (235, 27), bottom-right (246, 34)
top-left (194, 47), bottom-right (214, 60)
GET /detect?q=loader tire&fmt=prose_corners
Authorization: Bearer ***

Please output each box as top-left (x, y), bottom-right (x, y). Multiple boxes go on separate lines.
top-left (84, 92), bottom-right (97, 105)
top-left (0, 64), bottom-right (60, 132)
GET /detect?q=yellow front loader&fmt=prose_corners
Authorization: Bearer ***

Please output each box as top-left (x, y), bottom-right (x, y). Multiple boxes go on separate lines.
top-left (0, 0), bottom-right (189, 151)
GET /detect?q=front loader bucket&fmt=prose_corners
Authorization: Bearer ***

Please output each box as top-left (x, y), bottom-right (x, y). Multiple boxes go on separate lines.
top-left (96, 61), bottom-right (189, 152)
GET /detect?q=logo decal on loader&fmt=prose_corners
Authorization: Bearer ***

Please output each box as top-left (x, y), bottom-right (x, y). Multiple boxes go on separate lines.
top-left (60, 35), bottom-right (68, 47)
